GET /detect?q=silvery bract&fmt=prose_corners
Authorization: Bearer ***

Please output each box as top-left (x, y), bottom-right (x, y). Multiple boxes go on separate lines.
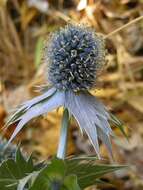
top-left (6, 24), bottom-right (115, 158)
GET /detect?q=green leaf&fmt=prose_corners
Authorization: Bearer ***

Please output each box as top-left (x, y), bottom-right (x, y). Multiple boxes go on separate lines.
top-left (16, 148), bottom-right (33, 177)
top-left (0, 152), bottom-right (126, 190)
top-left (30, 158), bottom-right (81, 190)
top-left (29, 158), bottom-right (66, 190)
top-left (63, 175), bottom-right (81, 190)
top-left (78, 165), bottom-right (125, 188)
top-left (0, 159), bottom-right (19, 190)
top-left (46, 158), bottom-right (66, 181)
top-left (0, 149), bottom-right (38, 190)
top-left (17, 172), bottom-right (38, 190)
top-left (29, 168), bottom-right (51, 190)
top-left (66, 157), bottom-right (126, 188)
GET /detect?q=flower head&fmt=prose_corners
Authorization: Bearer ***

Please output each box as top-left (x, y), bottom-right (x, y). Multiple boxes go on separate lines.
top-left (5, 24), bottom-right (120, 159)
top-left (45, 24), bottom-right (106, 92)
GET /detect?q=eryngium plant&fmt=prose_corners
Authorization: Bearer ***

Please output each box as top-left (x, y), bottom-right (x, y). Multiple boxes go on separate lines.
top-left (6, 24), bottom-right (123, 159)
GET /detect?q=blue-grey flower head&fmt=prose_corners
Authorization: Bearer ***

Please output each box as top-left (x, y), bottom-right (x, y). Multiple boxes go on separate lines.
top-left (44, 24), bottom-right (106, 92)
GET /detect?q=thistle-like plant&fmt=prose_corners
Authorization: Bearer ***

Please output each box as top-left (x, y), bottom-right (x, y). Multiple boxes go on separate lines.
top-left (6, 24), bottom-right (124, 159)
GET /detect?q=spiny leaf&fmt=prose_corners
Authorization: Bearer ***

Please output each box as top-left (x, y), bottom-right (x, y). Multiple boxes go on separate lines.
top-left (66, 156), bottom-right (127, 188)
top-left (0, 153), bottom-right (126, 190)
top-left (63, 175), bottom-right (81, 190)
top-left (29, 158), bottom-right (66, 190)
top-left (0, 149), bottom-right (37, 190)
top-left (17, 172), bottom-right (38, 190)
top-left (16, 148), bottom-right (35, 176)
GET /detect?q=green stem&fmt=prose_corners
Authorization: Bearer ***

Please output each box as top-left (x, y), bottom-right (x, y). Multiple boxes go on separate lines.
top-left (57, 108), bottom-right (70, 160)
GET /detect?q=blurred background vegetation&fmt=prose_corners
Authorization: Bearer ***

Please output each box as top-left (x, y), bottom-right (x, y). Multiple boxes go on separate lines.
top-left (0, 0), bottom-right (143, 189)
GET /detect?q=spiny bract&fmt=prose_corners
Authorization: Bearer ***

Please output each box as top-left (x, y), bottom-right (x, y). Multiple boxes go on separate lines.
top-left (45, 24), bottom-right (106, 92)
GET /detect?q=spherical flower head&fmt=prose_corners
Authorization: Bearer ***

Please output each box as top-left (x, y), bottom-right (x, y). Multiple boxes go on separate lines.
top-left (44, 24), bottom-right (106, 92)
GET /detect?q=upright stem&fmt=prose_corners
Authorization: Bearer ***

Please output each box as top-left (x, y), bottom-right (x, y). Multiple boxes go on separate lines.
top-left (57, 108), bottom-right (70, 160)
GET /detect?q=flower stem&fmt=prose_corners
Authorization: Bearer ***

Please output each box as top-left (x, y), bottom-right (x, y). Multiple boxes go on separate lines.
top-left (57, 108), bottom-right (70, 159)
